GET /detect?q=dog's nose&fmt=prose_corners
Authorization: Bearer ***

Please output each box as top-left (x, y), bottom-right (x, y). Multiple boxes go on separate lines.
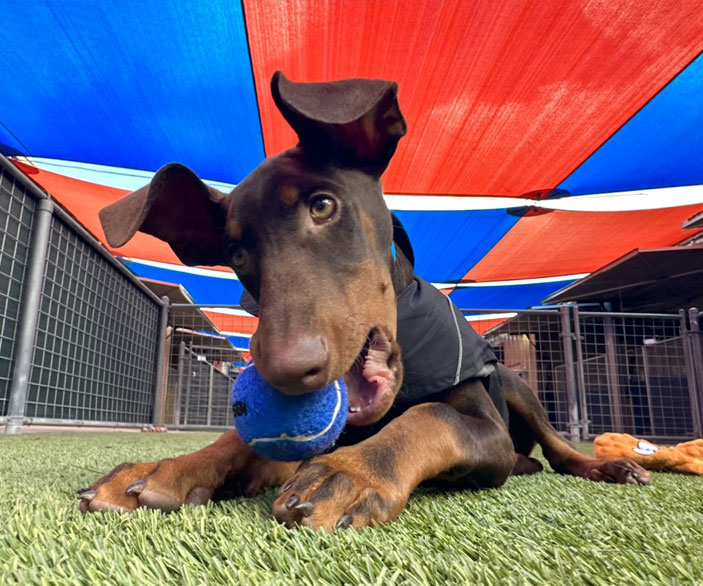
top-left (252, 335), bottom-right (331, 395)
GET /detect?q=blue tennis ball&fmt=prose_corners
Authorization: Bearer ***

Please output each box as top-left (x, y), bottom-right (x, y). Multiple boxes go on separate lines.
top-left (231, 363), bottom-right (348, 461)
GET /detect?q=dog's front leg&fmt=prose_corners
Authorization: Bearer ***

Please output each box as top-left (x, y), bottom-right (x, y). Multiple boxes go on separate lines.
top-left (78, 430), bottom-right (298, 513)
top-left (273, 383), bottom-right (516, 530)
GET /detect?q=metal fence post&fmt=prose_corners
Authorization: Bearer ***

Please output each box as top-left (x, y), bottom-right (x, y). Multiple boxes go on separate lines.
top-left (571, 307), bottom-right (589, 439)
top-left (686, 308), bottom-right (703, 437)
top-left (183, 349), bottom-right (193, 425)
top-left (151, 296), bottom-right (170, 426)
top-left (680, 310), bottom-right (696, 435)
top-left (207, 364), bottom-right (214, 427)
top-left (602, 315), bottom-right (625, 433)
top-left (175, 341), bottom-right (186, 425)
top-left (559, 305), bottom-right (581, 442)
top-left (4, 197), bottom-right (53, 435)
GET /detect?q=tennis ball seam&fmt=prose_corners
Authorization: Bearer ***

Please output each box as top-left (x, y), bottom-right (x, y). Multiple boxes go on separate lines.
top-left (247, 380), bottom-right (345, 447)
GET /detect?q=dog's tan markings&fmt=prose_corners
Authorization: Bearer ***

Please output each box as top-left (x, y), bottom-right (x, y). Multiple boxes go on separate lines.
top-left (359, 209), bottom-right (381, 250)
top-left (340, 259), bottom-right (397, 337)
top-left (358, 210), bottom-right (394, 299)
top-left (279, 184), bottom-right (300, 208)
top-left (271, 403), bottom-right (482, 530)
top-left (227, 218), bottom-right (243, 241)
top-left (323, 258), bottom-right (396, 381)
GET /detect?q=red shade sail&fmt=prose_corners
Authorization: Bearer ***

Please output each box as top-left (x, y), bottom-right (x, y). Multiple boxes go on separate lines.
top-left (246, 0), bottom-right (703, 195)
top-left (466, 206), bottom-right (703, 282)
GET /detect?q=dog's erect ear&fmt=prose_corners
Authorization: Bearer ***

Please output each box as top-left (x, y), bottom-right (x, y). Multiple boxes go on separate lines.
top-left (99, 163), bottom-right (229, 266)
top-left (271, 71), bottom-right (407, 176)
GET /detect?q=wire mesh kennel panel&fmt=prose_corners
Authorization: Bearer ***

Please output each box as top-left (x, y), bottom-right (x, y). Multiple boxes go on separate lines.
top-left (165, 306), bottom-right (244, 428)
top-left (0, 166), bottom-right (36, 416)
top-left (24, 214), bottom-right (161, 423)
top-left (576, 313), bottom-right (693, 439)
top-left (472, 310), bottom-right (571, 433)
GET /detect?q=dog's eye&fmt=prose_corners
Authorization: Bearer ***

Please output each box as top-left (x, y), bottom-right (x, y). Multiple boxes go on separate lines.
top-left (228, 246), bottom-right (250, 270)
top-left (309, 195), bottom-right (337, 221)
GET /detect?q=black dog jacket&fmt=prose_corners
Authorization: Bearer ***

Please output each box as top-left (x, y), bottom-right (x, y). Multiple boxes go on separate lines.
top-left (395, 276), bottom-right (509, 424)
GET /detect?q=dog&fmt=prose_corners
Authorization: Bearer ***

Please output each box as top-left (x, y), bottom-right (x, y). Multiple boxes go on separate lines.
top-left (78, 72), bottom-right (650, 530)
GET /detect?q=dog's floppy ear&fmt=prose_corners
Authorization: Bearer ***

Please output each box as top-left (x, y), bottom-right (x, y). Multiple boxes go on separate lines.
top-left (99, 163), bottom-right (229, 266)
top-left (272, 71), bottom-right (407, 176)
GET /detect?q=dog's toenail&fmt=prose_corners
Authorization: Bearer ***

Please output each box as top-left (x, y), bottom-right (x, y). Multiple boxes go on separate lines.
top-left (126, 481), bottom-right (145, 494)
top-left (286, 495), bottom-right (300, 509)
top-left (335, 514), bottom-right (353, 529)
top-left (294, 501), bottom-right (314, 516)
top-left (77, 489), bottom-right (96, 501)
top-left (281, 480), bottom-right (294, 494)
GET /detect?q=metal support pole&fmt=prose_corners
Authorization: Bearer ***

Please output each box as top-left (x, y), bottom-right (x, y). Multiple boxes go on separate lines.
top-left (559, 305), bottom-right (580, 442)
top-left (679, 310), bottom-right (697, 436)
top-left (151, 296), bottom-right (170, 426)
top-left (571, 307), bottom-right (589, 438)
top-left (5, 197), bottom-right (53, 435)
top-left (603, 316), bottom-right (625, 433)
top-left (183, 349), bottom-right (193, 426)
top-left (207, 364), bottom-right (214, 427)
top-left (175, 341), bottom-right (186, 425)
top-left (686, 308), bottom-right (703, 438)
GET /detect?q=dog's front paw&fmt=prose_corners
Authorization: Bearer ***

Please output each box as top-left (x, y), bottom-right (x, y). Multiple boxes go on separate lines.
top-left (78, 459), bottom-right (214, 514)
top-left (272, 448), bottom-right (407, 530)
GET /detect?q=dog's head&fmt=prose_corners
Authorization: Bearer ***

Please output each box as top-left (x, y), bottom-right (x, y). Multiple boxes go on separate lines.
top-left (100, 72), bottom-right (408, 426)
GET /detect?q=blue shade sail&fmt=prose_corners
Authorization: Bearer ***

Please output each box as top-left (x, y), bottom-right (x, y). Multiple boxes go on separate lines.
top-left (228, 336), bottom-right (253, 352)
top-left (560, 52), bottom-right (703, 195)
top-left (0, 1), bottom-right (264, 183)
top-left (449, 280), bottom-right (578, 311)
top-left (394, 210), bottom-right (520, 282)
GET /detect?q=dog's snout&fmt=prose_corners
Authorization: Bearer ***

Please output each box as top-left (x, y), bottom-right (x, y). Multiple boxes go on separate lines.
top-left (253, 335), bottom-right (331, 395)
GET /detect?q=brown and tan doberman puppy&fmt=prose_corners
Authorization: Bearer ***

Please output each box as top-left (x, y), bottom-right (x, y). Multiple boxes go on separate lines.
top-left (78, 72), bottom-right (650, 530)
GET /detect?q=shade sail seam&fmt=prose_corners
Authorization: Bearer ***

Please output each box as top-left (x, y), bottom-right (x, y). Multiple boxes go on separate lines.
top-left (554, 47), bottom-right (703, 190)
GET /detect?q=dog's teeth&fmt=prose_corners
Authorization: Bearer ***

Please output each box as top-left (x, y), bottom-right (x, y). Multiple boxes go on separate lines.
top-left (349, 406), bottom-right (361, 413)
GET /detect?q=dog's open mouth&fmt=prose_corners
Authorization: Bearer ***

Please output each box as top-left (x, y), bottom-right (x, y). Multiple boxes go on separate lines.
top-left (343, 326), bottom-right (400, 426)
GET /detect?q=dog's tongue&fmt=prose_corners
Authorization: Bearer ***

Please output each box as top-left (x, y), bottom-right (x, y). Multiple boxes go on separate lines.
top-left (363, 347), bottom-right (393, 385)
top-left (344, 328), bottom-right (394, 424)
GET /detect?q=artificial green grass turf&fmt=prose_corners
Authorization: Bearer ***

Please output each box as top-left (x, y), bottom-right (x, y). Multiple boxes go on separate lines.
top-left (1, 433), bottom-right (702, 585)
